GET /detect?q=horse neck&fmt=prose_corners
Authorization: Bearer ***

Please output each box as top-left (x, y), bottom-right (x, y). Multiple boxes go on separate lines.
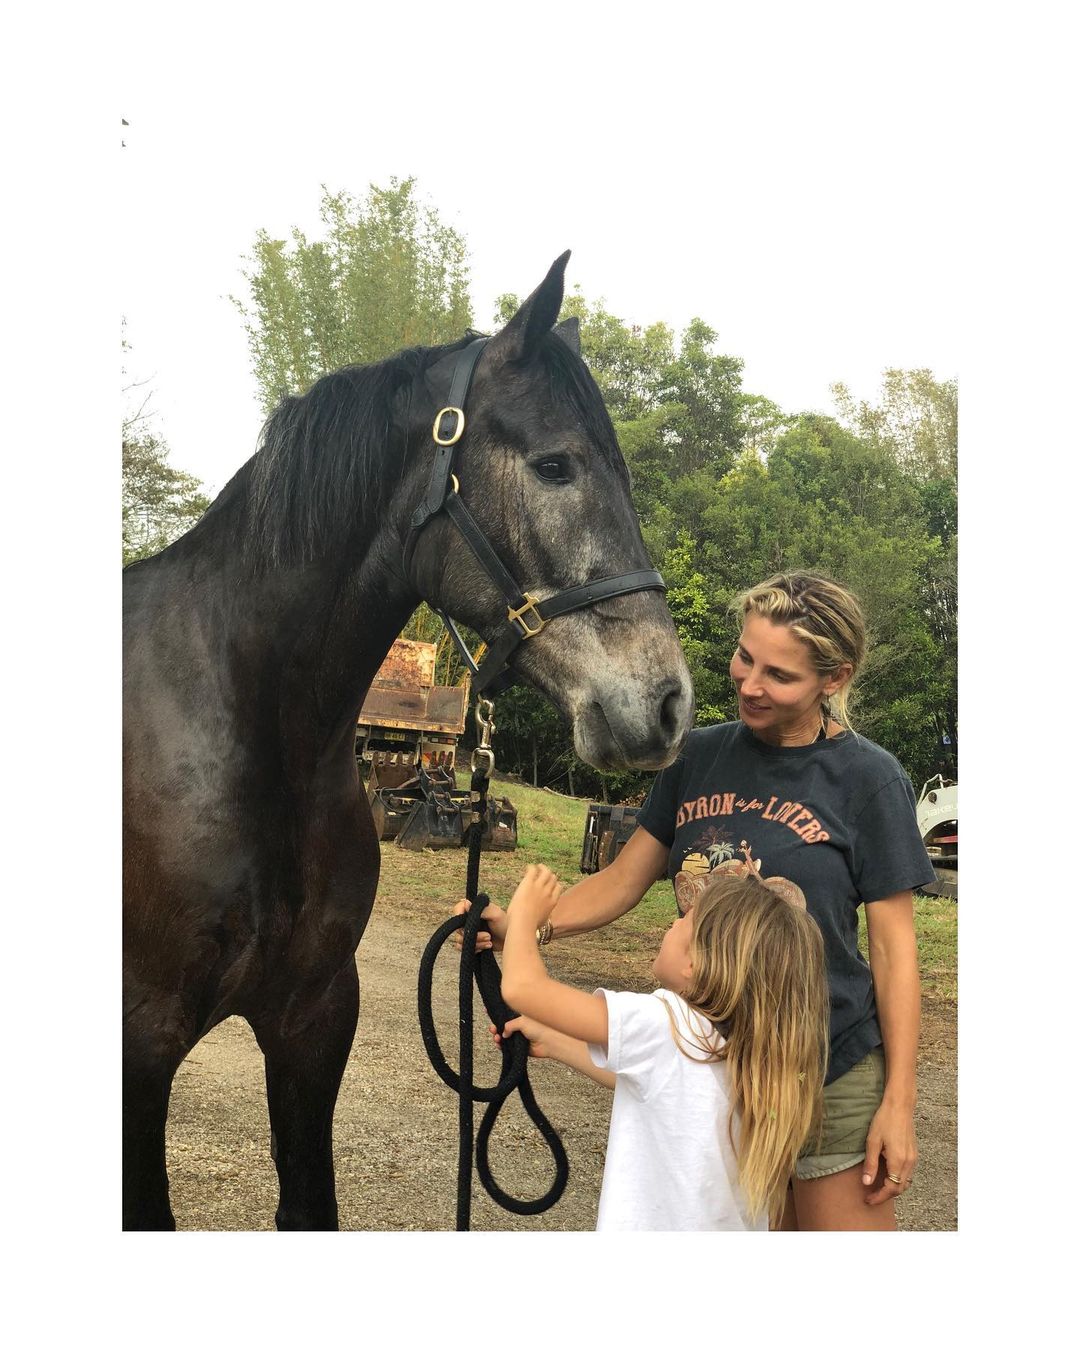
top-left (167, 478), bottom-right (420, 772)
top-left (273, 539), bottom-right (419, 774)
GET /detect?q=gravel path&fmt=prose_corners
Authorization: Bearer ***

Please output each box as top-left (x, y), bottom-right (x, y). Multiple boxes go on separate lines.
top-left (165, 878), bottom-right (957, 1231)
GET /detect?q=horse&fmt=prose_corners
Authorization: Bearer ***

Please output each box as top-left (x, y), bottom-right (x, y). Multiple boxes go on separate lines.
top-left (122, 252), bottom-right (694, 1230)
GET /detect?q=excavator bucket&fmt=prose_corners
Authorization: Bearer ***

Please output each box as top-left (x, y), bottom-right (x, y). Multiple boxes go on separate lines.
top-left (369, 788), bottom-right (417, 842)
top-left (369, 762), bottom-right (518, 852)
top-left (368, 763), bottom-right (455, 843)
top-left (580, 804), bottom-right (640, 873)
top-left (396, 791), bottom-right (520, 851)
top-left (401, 776), bottom-right (519, 853)
top-left (390, 763), bottom-right (470, 851)
top-left (395, 787), bottom-right (473, 850)
top-left (480, 796), bottom-right (518, 851)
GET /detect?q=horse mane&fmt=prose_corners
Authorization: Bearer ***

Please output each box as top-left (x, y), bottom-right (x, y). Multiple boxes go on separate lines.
top-left (227, 326), bottom-right (627, 573)
top-left (242, 333), bottom-right (483, 572)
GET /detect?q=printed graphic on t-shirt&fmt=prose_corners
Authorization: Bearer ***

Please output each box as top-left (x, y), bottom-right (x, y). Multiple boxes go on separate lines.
top-left (674, 831), bottom-right (807, 915)
top-left (675, 791), bottom-right (831, 844)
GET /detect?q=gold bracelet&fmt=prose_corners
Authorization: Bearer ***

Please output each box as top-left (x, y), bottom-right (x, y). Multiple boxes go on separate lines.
top-left (536, 920), bottom-right (554, 946)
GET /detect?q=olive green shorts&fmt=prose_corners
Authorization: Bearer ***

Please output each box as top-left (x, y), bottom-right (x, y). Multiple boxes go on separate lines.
top-left (796, 1047), bottom-right (886, 1182)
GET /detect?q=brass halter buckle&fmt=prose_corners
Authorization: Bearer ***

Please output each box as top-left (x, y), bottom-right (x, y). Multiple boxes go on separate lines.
top-left (433, 407), bottom-right (466, 446)
top-left (507, 593), bottom-right (546, 638)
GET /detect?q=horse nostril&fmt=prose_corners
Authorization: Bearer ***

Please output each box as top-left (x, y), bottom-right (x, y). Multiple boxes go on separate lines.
top-left (659, 682), bottom-right (690, 740)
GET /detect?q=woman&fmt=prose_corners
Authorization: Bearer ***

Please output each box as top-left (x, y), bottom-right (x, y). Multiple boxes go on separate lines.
top-left (465, 570), bottom-right (935, 1231)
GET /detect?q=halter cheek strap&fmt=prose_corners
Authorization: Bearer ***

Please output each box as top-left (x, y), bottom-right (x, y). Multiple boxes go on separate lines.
top-left (405, 336), bottom-right (667, 695)
top-left (408, 337), bottom-right (489, 541)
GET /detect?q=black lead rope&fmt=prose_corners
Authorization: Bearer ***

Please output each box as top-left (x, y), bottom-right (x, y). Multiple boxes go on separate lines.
top-left (417, 760), bottom-right (569, 1230)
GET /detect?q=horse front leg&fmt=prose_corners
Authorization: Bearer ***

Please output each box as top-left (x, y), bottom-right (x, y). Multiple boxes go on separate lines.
top-left (251, 959), bottom-right (360, 1231)
top-left (123, 1030), bottom-right (183, 1231)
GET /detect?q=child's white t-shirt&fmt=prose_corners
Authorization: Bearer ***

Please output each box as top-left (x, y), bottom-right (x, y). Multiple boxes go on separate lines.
top-left (588, 987), bottom-right (766, 1232)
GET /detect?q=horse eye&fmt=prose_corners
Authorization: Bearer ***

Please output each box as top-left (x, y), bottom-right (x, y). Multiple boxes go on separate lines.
top-left (534, 457), bottom-right (571, 482)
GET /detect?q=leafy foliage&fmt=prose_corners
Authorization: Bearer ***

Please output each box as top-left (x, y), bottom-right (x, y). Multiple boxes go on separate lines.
top-left (121, 325), bottom-right (211, 565)
top-left (233, 178), bottom-right (472, 414)
top-left (122, 433), bottom-right (211, 565)
top-left (832, 369), bottom-right (958, 482)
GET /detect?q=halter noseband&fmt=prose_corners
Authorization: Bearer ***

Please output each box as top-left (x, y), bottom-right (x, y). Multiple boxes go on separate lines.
top-left (404, 336), bottom-right (668, 696)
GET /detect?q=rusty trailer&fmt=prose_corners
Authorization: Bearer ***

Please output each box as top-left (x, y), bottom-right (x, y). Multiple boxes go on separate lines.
top-left (357, 638), bottom-right (517, 851)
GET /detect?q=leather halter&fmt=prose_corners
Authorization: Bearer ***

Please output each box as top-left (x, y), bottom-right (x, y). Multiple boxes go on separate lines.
top-left (404, 336), bottom-right (668, 696)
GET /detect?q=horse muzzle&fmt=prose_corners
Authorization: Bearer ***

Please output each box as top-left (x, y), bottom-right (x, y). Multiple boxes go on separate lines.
top-left (570, 669), bottom-right (694, 772)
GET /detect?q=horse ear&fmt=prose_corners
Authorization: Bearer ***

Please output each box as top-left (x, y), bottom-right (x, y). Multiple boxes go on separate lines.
top-left (553, 316), bottom-right (580, 355)
top-left (488, 251), bottom-right (571, 363)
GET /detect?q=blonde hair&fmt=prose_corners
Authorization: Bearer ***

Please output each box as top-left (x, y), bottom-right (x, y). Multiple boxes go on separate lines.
top-left (669, 872), bottom-right (829, 1229)
top-left (731, 570), bottom-right (866, 729)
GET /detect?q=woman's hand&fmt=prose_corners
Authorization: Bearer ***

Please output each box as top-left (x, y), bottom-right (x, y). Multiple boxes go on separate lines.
top-left (451, 898), bottom-right (507, 952)
top-left (507, 863), bottom-right (562, 926)
top-left (862, 1098), bottom-right (918, 1206)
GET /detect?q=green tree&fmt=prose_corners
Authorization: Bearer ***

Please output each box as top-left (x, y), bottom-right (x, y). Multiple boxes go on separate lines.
top-left (704, 415), bottom-right (950, 781)
top-left (659, 318), bottom-right (746, 480)
top-left (918, 478), bottom-right (958, 773)
top-left (234, 178), bottom-right (472, 413)
top-left (831, 369), bottom-right (957, 482)
top-left (830, 371), bottom-right (958, 772)
top-left (123, 433), bottom-right (211, 564)
top-left (740, 393), bottom-right (792, 459)
top-left (122, 324), bottom-right (211, 565)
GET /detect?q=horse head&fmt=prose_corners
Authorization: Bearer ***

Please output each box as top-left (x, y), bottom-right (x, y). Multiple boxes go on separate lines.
top-left (404, 253), bottom-right (693, 772)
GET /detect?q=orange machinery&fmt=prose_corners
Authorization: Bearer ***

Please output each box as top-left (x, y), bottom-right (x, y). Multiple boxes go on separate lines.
top-left (357, 637), bottom-right (517, 851)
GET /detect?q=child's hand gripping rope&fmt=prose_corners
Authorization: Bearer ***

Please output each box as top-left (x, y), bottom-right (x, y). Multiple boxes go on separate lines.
top-left (490, 1014), bottom-right (562, 1061)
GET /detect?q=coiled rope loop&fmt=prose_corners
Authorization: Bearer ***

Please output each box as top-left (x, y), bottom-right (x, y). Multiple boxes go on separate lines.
top-left (417, 761), bottom-right (568, 1229)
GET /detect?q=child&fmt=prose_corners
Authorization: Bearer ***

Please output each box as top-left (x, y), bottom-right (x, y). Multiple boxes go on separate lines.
top-left (487, 862), bottom-right (829, 1231)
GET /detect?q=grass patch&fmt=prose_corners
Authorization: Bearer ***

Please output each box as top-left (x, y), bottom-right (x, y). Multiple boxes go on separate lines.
top-left (912, 900), bottom-right (958, 1002)
top-left (377, 772), bottom-right (957, 1007)
top-left (856, 899), bottom-right (957, 1003)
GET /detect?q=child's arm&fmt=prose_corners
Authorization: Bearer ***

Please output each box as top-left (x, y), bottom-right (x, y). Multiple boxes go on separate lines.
top-left (499, 865), bottom-right (610, 1053)
top-left (492, 1016), bottom-right (615, 1090)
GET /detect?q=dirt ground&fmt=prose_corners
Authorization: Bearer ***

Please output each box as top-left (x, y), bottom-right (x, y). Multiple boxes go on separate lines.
top-left (165, 879), bottom-right (958, 1232)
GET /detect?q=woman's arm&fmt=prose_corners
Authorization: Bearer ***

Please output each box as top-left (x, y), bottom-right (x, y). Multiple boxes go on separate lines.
top-left (549, 826), bottom-right (670, 937)
top-left (863, 891), bottom-right (921, 1205)
top-left (454, 825), bottom-right (669, 952)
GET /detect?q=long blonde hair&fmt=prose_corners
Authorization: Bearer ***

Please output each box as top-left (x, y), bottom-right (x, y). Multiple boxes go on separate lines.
top-left (732, 570), bottom-right (867, 729)
top-left (671, 871), bottom-right (829, 1228)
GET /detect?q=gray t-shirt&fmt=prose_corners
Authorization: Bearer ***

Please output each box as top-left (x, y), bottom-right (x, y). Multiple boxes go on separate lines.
top-left (637, 722), bottom-right (936, 1083)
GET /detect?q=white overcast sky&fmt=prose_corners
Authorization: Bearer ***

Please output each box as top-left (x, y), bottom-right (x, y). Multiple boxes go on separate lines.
top-left (120, 2), bottom-right (963, 497)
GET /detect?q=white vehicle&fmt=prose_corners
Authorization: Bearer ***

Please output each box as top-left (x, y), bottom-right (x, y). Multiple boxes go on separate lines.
top-left (916, 775), bottom-right (958, 900)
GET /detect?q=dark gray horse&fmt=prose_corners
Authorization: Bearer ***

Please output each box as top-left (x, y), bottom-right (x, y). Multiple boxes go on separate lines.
top-left (122, 254), bottom-right (693, 1230)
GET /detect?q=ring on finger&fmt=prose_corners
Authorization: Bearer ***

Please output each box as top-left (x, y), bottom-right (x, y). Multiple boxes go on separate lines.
top-left (887, 1172), bottom-right (902, 1184)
